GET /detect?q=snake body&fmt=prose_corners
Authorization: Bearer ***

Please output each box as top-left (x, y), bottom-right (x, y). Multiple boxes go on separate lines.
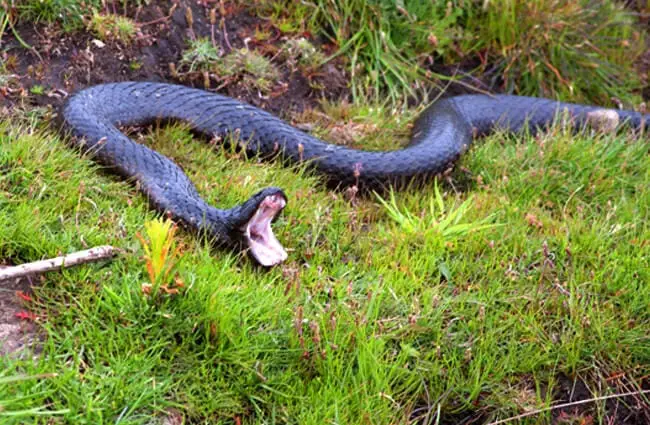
top-left (62, 82), bottom-right (649, 265)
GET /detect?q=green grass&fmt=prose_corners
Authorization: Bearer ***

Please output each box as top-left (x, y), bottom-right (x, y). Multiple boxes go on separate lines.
top-left (3, 0), bottom-right (148, 37)
top-left (14, 0), bottom-right (102, 31)
top-left (459, 0), bottom-right (644, 105)
top-left (248, 0), bottom-right (645, 105)
top-left (4, 0), bottom-right (644, 105)
top-left (1, 102), bottom-right (648, 423)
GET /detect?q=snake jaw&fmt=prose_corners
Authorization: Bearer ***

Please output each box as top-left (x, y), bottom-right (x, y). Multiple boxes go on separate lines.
top-left (242, 194), bottom-right (288, 267)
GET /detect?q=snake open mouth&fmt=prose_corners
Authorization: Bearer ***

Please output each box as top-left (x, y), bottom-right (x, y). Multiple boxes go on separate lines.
top-left (243, 194), bottom-right (288, 267)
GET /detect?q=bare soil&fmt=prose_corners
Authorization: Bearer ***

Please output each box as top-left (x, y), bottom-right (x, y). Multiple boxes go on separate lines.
top-left (551, 374), bottom-right (650, 425)
top-left (0, 271), bottom-right (41, 357)
top-left (0, 0), bottom-right (348, 115)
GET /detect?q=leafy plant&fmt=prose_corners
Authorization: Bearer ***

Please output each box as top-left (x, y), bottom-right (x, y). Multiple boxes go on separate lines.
top-left (89, 12), bottom-right (138, 44)
top-left (376, 181), bottom-right (498, 243)
top-left (180, 38), bottom-right (221, 73)
top-left (180, 40), bottom-right (279, 93)
top-left (136, 217), bottom-right (184, 298)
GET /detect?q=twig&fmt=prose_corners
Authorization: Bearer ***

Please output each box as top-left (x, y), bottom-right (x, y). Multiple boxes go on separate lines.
top-left (221, 17), bottom-right (232, 51)
top-left (0, 246), bottom-right (119, 282)
top-left (139, 16), bottom-right (170, 27)
top-left (3, 10), bottom-right (43, 62)
top-left (486, 389), bottom-right (650, 425)
top-left (139, 4), bottom-right (177, 27)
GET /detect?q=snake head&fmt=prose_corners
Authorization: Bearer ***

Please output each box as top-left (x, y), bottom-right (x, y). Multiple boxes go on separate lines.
top-left (229, 187), bottom-right (288, 267)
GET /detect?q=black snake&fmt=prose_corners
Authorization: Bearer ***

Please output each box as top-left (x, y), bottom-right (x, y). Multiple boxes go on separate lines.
top-left (62, 82), bottom-right (649, 266)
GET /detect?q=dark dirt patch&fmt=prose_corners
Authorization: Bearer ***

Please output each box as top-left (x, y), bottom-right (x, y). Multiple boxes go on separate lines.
top-left (410, 374), bottom-right (650, 425)
top-left (550, 374), bottom-right (650, 425)
top-left (0, 270), bottom-right (41, 357)
top-left (0, 0), bottom-right (349, 117)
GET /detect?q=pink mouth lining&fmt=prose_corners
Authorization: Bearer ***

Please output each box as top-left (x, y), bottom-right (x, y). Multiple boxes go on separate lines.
top-left (242, 194), bottom-right (287, 266)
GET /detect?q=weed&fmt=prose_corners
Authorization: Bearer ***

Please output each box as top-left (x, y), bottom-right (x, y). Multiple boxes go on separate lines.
top-left (29, 84), bottom-right (44, 95)
top-left (180, 40), bottom-right (279, 93)
top-left (376, 182), bottom-right (498, 242)
top-left (136, 217), bottom-right (184, 299)
top-left (280, 37), bottom-right (326, 73)
top-left (180, 38), bottom-right (221, 73)
top-left (89, 12), bottom-right (138, 44)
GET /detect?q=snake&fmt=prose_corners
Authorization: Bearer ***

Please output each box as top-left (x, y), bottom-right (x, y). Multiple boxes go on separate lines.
top-left (62, 82), bottom-right (649, 266)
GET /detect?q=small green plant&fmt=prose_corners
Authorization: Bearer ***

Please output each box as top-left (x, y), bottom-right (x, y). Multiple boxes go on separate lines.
top-left (89, 12), bottom-right (138, 44)
top-left (136, 217), bottom-right (184, 298)
top-left (180, 40), bottom-right (279, 94)
top-left (180, 38), bottom-right (221, 73)
top-left (29, 85), bottom-right (45, 95)
top-left (280, 38), bottom-right (326, 72)
top-left (376, 181), bottom-right (498, 243)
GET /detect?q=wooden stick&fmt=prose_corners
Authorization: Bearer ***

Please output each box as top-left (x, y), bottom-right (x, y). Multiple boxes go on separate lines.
top-left (0, 246), bottom-right (118, 282)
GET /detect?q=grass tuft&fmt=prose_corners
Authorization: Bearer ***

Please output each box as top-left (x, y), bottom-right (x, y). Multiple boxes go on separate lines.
top-left (180, 40), bottom-right (279, 93)
top-left (376, 181), bottom-right (499, 241)
top-left (180, 37), bottom-right (222, 73)
top-left (460, 0), bottom-right (645, 105)
top-left (89, 12), bottom-right (138, 44)
top-left (15, 0), bottom-right (101, 31)
top-left (245, 0), bottom-right (645, 104)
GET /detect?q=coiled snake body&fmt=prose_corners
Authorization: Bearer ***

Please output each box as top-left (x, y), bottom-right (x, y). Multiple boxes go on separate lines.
top-left (62, 82), bottom-right (649, 265)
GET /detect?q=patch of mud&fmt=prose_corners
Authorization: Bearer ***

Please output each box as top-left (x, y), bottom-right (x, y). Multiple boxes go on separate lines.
top-left (0, 270), bottom-right (41, 357)
top-left (551, 374), bottom-right (650, 425)
top-left (0, 0), bottom-right (349, 117)
top-left (409, 374), bottom-right (650, 425)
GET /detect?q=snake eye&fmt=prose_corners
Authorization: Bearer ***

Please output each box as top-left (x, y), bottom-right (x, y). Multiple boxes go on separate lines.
top-left (241, 194), bottom-right (287, 266)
